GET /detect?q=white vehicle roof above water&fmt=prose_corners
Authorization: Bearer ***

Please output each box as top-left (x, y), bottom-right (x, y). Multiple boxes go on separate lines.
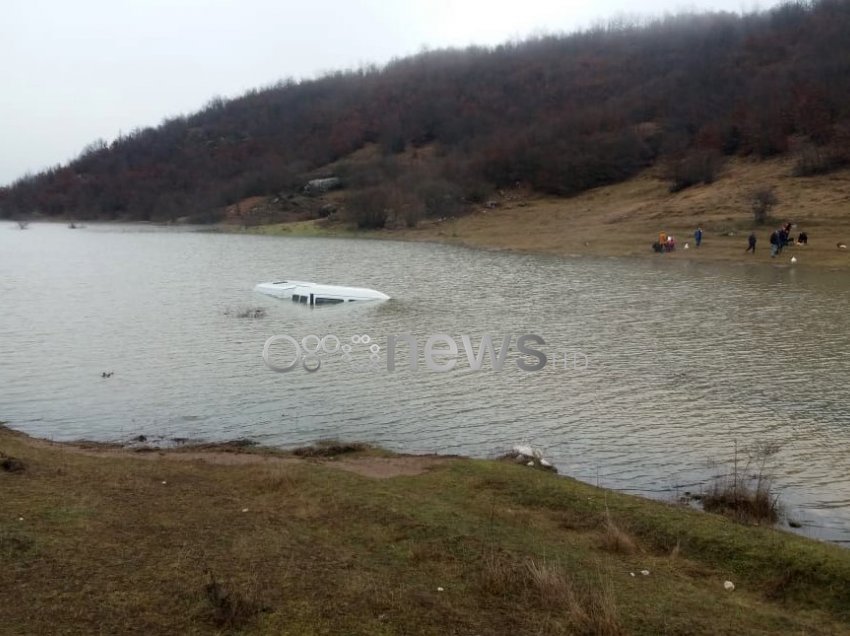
top-left (254, 280), bottom-right (390, 305)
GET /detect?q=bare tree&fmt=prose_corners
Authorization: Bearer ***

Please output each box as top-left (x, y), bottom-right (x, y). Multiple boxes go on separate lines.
top-left (667, 150), bottom-right (724, 192)
top-left (345, 187), bottom-right (391, 229)
top-left (751, 187), bottom-right (778, 225)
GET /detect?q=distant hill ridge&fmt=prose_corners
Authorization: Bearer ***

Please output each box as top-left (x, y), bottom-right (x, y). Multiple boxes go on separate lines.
top-left (2, 0), bottom-right (849, 225)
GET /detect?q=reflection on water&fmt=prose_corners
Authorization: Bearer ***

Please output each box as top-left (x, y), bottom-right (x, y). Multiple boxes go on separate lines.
top-left (1, 222), bottom-right (849, 543)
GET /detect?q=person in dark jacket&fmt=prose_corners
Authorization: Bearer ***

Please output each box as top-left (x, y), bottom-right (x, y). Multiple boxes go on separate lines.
top-left (770, 230), bottom-right (779, 257)
top-left (694, 226), bottom-right (703, 248)
top-left (746, 232), bottom-right (757, 253)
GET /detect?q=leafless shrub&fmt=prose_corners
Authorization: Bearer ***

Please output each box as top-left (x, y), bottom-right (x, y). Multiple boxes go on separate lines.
top-left (599, 512), bottom-right (637, 554)
top-left (402, 206), bottom-right (422, 228)
top-left (792, 145), bottom-right (848, 177)
top-left (751, 186), bottom-right (778, 225)
top-left (202, 571), bottom-right (267, 629)
top-left (416, 178), bottom-right (464, 218)
top-left (668, 150), bottom-right (724, 192)
top-left (702, 441), bottom-right (781, 524)
top-left (344, 186), bottom-right (391, 229)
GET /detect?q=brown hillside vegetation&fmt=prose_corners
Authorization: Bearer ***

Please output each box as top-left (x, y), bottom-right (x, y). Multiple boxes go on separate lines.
top-left (3, 425), bottom-right (850, 634)
top-left (2, 1), bottom-right (850, 227)
top-left (253, 155), bottom-right (850, 269)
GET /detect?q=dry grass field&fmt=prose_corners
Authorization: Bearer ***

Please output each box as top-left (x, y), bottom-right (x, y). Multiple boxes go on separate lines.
top-left (400, 157), bottom-right (850, 270)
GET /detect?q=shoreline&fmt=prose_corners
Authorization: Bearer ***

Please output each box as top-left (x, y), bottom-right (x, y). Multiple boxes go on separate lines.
top-left (3, 423), bottom-right (850, 633)
top-left (222, 217), bottom-right (850, 275)
top-left (0, 423), bottom-right (841, 545)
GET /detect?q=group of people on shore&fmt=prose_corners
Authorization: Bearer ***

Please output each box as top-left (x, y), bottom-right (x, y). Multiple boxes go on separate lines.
top-left (747, 223), bottom-right (809, 255)
top-left (652, 227), bottom-right (706, 253)
top-left (749, 223), bottom-right (809, 255)
top-left (765, 223), bottom-right (807, 257)
top-left (652, 232), bottom-right (679, 252)
top-left (653, 223), bottom-right (810, 257)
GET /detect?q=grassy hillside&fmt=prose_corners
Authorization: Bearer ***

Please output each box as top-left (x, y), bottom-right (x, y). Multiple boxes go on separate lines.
top-left (2, 425), bottom-right (850, 635)
top-left (246, 155), bottom-right (850, 269)
top-left (401, 155), bottom-right (850, 268)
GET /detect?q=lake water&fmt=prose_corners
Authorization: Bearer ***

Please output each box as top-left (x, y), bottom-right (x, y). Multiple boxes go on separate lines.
top-left (2, 222), bottom-right (849, 543)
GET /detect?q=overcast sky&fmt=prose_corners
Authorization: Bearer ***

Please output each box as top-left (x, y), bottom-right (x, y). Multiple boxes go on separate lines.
top-left (1, 0), bottom-right (781, 185)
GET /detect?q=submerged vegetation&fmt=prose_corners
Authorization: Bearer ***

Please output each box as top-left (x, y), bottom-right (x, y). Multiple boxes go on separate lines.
top-left (2, 2), bottom-right (850, 226)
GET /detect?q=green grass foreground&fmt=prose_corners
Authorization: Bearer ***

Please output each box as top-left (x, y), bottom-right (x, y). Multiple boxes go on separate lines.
top-left (2, 425), bottom-right (849, 635)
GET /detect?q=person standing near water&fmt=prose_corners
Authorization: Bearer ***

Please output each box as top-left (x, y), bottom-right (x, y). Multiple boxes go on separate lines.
top-left (746, 232), bottom-right (757, 253)
top-left (778, 226), bottom-right (788, 253)
top-left (694, 226), bottom-right (703, 248)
